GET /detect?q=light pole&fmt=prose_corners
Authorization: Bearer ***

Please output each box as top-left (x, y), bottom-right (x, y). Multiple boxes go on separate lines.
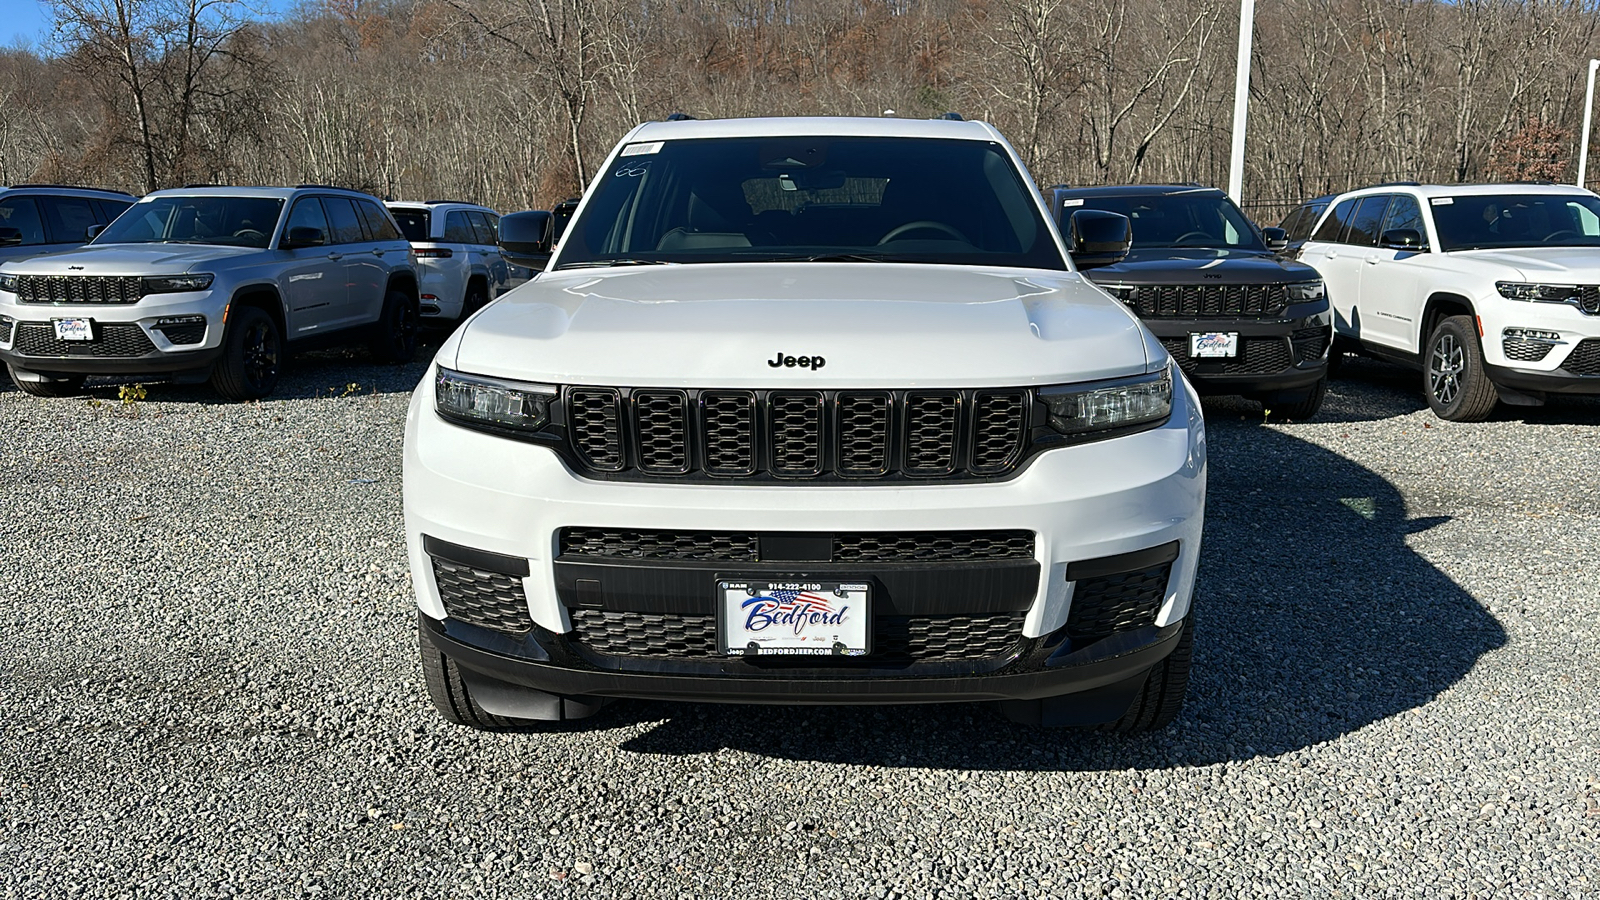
top-left (1578, 59), bottom-right (1599, 189)
top-left (1226, 0), bottom-right (1256, 204)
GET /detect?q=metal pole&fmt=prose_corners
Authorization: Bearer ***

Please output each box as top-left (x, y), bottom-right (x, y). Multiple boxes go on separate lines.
top-left (1578, 59), bottom-right (1599, 188)
top-left (1226, 0), bottom-right (1256, 203)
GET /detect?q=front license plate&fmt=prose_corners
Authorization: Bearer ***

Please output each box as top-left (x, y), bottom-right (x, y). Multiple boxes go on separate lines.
top-left (718, 580), bottom-right (870, 657)
top-left (1189, 331), bottom-right (1238, 358)
top-left (53, 318), bottom-right (94, 341)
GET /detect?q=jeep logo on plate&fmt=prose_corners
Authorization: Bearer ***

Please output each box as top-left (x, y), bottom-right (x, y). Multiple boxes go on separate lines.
top-left (767, 350), bottom-right (826, 370)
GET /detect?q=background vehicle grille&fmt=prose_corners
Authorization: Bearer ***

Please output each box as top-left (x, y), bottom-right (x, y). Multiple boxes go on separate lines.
top-left (1160, 336), bottom-right (1294, 375)
top-left (1122, 283), bottom-right (1289, 317)
top-left (432, 558), bottom-right (531, 634)
top-left (15, 274), bottom-right (143, 305)
top-left (14, 322), bottom-right (156, 357)
top-left (1065, 562), bottom-right (1172, 645)
top-left (562, 387), bottom-right (1031, 482)
top-left (1503, 337), bottom-right (1555, 363)
top-left (1562, 339), bottom-right (1600, 375)
top-left (558, 528), bottom-right (1035, 562)
top-left (567, 609), bottom-right (1026, 664)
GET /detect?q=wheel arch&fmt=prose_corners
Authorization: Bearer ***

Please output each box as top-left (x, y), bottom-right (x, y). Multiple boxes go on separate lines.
top-left (386, 269), bottom-right (420, 302)
top-left (226, 284), bottom-right (286, 338)
top-left (1419, 292), bottom-right (1477, 354)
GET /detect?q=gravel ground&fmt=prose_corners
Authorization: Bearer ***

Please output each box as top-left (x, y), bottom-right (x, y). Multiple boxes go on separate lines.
top-left (1, 349), bottom-right (1597, 899)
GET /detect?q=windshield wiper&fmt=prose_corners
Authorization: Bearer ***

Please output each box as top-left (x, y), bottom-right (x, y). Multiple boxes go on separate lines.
top-left (742, 252), bottom-right (896, 263)
top-left (555, 258), bottom-right (676, 270)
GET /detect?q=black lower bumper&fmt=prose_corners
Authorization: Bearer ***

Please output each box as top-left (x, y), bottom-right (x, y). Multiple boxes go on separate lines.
top-left (1146, 302), bottom-right (1332, 396)
top-left (1485, 363), bottom-right (1600, 396)
top-left (0, 345), bottom-right (222, 377)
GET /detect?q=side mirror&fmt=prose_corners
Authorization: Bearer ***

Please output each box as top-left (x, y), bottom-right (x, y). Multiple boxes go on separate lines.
top-left (1261, 226), bottom-right (1288, 251)
top-left (282, 226), bottom-right (326, 250)
top-left (551, 198), bottom-right (580, 242)
top-left (0, 227), bottom-right (21, 247)
top-left (1380, 228), bottom-right (1426, 251)
top-left (86, 224), bottom-right (106, 241)
top-left (1067, 209), bottom-right (1131, 270)
top-left (499, 210), bottom-right (554, 270)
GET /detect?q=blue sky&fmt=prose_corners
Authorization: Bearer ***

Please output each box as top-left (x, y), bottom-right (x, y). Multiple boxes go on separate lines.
top-left (6, 0), bottom-right (300, 51)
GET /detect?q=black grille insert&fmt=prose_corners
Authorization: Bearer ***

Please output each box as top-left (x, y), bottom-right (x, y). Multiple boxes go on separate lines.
top-left (1578, 286), bottom-right (1600, 315)
top-left (560, 528), bottom-right (760, 561)
top-left (633, 390), bottom-right (689, 474)
top-left (16, 274), bottom-right (143, 305)
top-left (569, 388), bottom-right (623, 470)
top-left (1503, 337), bottom-right (1555, 363)
top-left (1291, 326), bottom-right (1331, 364)
top-left (558, 528), bottom-right (1036, 563)
top-left (1066, 562), bottom-right (1172, 645)
top-left (1161, 336), bottom-right (1294, 375)
top-left (1563, 339), bottom-right (1600, 375)
top-left (432, 558), bottom-right (531, 635)
top-left (769, 392), bottom-right (825, 476)
top-left (1122, 283), bottom-right (1289, 318)
top-left (14, 322), bottom-right (156, 358)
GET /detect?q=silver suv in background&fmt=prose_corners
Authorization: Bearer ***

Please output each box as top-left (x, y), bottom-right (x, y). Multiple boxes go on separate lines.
top-left (0, 186), bottom-right (419, 400)
top-left (0, 185), bottom-right (137, 265)
top-left (385, 201), bottom-right (526, 322)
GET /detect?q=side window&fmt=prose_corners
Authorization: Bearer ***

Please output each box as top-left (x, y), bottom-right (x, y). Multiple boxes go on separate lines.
top-left (443, 210), bottom-right (477, 244)
top-left (357, 200), bottom-right (402, 241)
top-left (1344, 195), bottom-right (1391, 247)
top-left (1380, 195), bottom-right (1426, 239)
top-left (466, 211), bottom-right (497, 245)
top-left (41, 196), bottom-right (101, 243)
top-left (323, 197), bottom-right (366, 244)
top-left (1311, 198), bottom-right (1357, 242)
top-left (0, 197), bottom-right (46, 245)
top-left (283, 198), bottom-right (331, 246)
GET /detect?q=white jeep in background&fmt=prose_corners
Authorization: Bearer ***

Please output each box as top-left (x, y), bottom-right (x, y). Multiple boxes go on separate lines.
top-left (386, 200), bottom-right (526, 322)
top-left (1299, 182), bottom-right (1600, 420)
top-left (404, 116), bottom-right (1207, 731)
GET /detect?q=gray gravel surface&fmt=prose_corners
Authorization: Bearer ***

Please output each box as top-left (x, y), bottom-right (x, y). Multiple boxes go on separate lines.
top-left (1, 351), bottom-right (1597, 899)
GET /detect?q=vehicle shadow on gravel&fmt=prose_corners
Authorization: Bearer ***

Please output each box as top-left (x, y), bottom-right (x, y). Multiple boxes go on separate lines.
top-left (1320, 356), bottom-right (1600, 424)
top-left (614, 415), bottom-right (1509, 771)
top-left (54, 346), bottom-right (440, 404)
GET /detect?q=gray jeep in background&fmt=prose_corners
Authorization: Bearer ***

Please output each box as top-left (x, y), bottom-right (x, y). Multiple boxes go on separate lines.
top-left (0, 186), bottom-right (420, 401)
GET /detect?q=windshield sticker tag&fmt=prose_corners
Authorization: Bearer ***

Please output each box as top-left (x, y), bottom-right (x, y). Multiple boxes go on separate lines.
top-left (619, 141), bottom-right (663, 157)
top-left (1431, 197), bottom-right (1454, 206)
top-left (614, 160), bottom-right (651, 178)
top-left (1063, 198), bottom-right (1084, 207)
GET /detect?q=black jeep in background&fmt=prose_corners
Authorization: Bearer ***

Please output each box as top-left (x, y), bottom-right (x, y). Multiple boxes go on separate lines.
top-left (1046, 184), bottom-right (1334, 419)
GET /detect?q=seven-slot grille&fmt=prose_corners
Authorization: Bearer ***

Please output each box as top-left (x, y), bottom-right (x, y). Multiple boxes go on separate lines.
top-left (1118, 283), bottom-right (1289, 317)
top-left (562, 387), bottom-right (1031, 481)
top-left (15, 275), bottom-right (143, 305)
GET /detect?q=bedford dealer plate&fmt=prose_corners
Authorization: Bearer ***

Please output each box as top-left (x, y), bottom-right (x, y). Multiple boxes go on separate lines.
top-left (1189, 331), bottom-right (1238, 358)
top-left (53, 318), bottom-right (94, 341)
top-left (718, 580), bottom-right (870, 656)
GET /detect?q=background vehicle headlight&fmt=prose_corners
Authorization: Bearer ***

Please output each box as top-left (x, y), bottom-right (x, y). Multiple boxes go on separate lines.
top-left (1287, 280), bottom-right (1325, 302)
top-left (1496, 282), bottom-right (1577, 302)
top-left (142, 274), bottom-right (215, 293)
top-left (0, 273), bottom-right (17, 293)
top-left (1039, 366), bottom-right (1172, 437)
top-left (434, 367), bottom-right (554, 432)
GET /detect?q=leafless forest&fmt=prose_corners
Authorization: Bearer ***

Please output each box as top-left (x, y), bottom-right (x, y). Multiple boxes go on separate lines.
top-left (3, 0), bottom-right (1597, 220)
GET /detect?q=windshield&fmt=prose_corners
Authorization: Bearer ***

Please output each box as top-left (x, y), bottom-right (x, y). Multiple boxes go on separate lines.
top-left (1067, 192), bottom-right (1263, 250)
top-left (555, 136), bottom-right (1065, 270)
top-left (1430, 194), bottom-right (1600, 251)
top-left (95, 196), bottom-right (285, 249)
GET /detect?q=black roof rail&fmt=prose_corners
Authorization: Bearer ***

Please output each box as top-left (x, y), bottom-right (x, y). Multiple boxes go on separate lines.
top-left (10, 183), bottom-right (136, 196)
top-left (1370, 180), bottom-right (1421, 188)
top-left (664, 112), bottom-right (696, 121)
top-left (422, 199), bottom-right (478, 206)
top-left (296, 183), bottom-right (346, 190)
top-left (1046, 183), bottom-right (1072, 191)
top-left (935, 112), bottom-right (965, 121)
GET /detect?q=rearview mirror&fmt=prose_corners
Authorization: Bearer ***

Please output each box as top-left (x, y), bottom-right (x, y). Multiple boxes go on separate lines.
top-left (0, 227), bottom-right (20, 247)
top-left (1067, 209), bottom-right (1132, 270)
top-left (1380, 228), bottom-right (1427, 251)
top-left (1261, 226), bottom-right (1288, 252)
top-left (499, 210), bottom-right (555, 270)
top-left (282, 226), bottom-right (326, 250)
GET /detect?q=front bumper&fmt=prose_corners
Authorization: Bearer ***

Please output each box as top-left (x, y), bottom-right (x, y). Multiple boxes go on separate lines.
top-left (0, 290), bottom-right (225, 376)
top-left (1143, 299), bottom-right (1332, 395)
top-left (403, 364), bottom-right (1207, 708)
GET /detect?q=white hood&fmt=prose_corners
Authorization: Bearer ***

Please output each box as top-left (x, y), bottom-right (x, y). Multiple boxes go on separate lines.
top-left (1451, 246), bottom-right (1600, 282)
top-left (444, 263), bottom-right (1156, 388)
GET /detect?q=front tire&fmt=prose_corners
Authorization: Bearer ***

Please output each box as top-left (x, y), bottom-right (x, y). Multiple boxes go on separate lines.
top-left (460, 281), bottom-right (489, 321)
top-left (209, 306), bottom-right (283, 401)
top-left (7, 365), bottom-right (87, 398)
top-left (1100, 617), bottom-right (1194, 733)
top-left (369, 289), bottom-right (419, 364)
top-left (1265, 377), bottom-right (1327, 421)
top-left (418, 624), bottom-right (524, 730)
top-left (1424, 315), bottom-right (1498, 422)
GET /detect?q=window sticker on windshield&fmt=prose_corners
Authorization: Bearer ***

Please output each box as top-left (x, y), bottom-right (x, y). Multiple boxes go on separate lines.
top-left (614, 160), bottom-right (652, 178)
top-left (1431, 197), bottom-right (1454, 206)
top-left (1063, 198), bottom-right (1084, 207)
top-left (619, 141), bottom-right (664, 157)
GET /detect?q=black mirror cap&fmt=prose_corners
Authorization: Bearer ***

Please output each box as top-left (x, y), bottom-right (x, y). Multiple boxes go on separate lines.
top-left (551, 198), bottom-right (580, 241)
top-left (0, 226), bottom-right (21, 247)
top-left (1068, 209), bottom-right (1132, 270)
top-left (499, 210), bottom-right (554, 270)
top-left (1380, 228), bottom-right (1427, 251)
top-left (1261, 226), bottom-right (1289, 251)
top-left (85, 223), bottom-right (106, 241)
top-left (282, 226), bottom-right (326, 250)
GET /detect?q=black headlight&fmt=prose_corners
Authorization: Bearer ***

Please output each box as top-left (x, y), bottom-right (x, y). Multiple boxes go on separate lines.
top-left (434, 367), bottom-right (555, 433)
top-left (0, 273), bottom-right (17, 293)
top-left (141, 274), bottom-right (215, 294)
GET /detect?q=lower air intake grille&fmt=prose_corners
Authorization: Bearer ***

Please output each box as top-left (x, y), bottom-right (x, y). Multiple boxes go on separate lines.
top-left (14, 322), bottom-right (156, 358)
top-left (1503, 337), bottom-right (1555, 363)
top-left (1161, 336), bottom-right (1294, 375)
top-left (1291, 326), bottom-right (1331, 364)
top-left (557, 528), bottom-right (1035, 563)
top-left (1066, 562), bottom-right (1172, 645)
top-left (432, 558), bottom-right (531, 634)
top-left (156, 324), bottom-right (206, 345)
top-left (559, 528), bottom-right (760, 562)
top-left (1563, 339), bottom-right (1600, 375)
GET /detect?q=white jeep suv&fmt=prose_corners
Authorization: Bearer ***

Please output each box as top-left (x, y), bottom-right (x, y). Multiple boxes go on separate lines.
top-left (386, 201), bottom-right (526, 322)
top-left (404, 116), bottom-right (1207, 730)
top-left (1300, 183), bottom-right (1600, 420)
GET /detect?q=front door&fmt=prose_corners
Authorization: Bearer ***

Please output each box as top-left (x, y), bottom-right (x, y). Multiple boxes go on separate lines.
top-left (278, 197), bottom-right (344, 336)
top-left (1359, 194), bottom-right (1430, 354)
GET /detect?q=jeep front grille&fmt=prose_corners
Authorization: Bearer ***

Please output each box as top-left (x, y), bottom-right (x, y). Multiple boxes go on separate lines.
top-left (1120, 283), bottom-right (1288, 318)
top-left (16, 275), bottom-right (144, 305)
top-left (561, 387), bottom-right (1031, 482)
top-left (1160, 336), bottom-right (1294, 375)
top-left (14, 322), bottom-right (156, 357)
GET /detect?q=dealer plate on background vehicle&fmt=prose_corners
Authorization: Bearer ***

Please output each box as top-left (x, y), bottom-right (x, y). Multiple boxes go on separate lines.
top-left (718, 580), bottom-right (870, 656)
top-left (53, 318), bottom-right (94, 341)
top-left (1189, 331), bottom-right (1238, 358)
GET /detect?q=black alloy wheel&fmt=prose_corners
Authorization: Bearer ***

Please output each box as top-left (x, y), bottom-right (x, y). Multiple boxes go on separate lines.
top-left (210, 306), bottom-right (282, 401)
top-left (370, 289), bottom-right (419, 364)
